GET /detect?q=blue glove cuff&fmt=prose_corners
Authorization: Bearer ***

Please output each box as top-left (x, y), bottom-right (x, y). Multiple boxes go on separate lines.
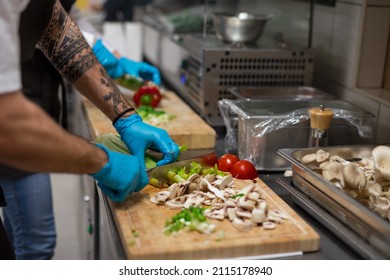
top-left (90, 144), bottom-right (112, 178)
top-left (114, 114), bottom-right (143, 136)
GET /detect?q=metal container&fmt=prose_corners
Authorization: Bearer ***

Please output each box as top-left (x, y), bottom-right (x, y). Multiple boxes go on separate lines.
top-left (278, 145), bottom-right (390, 259)
top-left (229, 86), bottom-right (332, 100)
top-left (212, 12), bottom-right (271, 43)
top-left (218, 99), bottom-right (375, 170)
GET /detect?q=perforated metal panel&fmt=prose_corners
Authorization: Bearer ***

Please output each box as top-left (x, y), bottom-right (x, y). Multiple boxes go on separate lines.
top-left (182, 48), bottom-right (314, 126)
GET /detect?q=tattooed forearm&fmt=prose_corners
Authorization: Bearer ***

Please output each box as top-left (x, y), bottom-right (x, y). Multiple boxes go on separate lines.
top-left (38, 0), bottom-right (98, 83)
top-left (100, 68), bottom-right (130, 114)
top-left (38, 0), bottom-right (133, 120)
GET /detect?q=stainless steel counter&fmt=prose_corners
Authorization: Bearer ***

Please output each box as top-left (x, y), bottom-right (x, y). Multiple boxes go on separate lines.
top-left (259, 174), bottom-right (362, 259)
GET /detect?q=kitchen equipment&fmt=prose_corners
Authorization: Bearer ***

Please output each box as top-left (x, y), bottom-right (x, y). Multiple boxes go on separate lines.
top-left (218, 99), bottom-right (375, 170)
top-left (147, 152), bottom-right (217, 182)
top-left (109, 177), bottom-right (320, 259)
top-left (308, 105), bottom-right (334, 147)
top-left (278, 145), bottom-right (390, 259)
top-left (212, 12), bottom-right (272, 44)
top-left (176, 34), bottom-right (315, 126)
top-left (142, 1), bottom-right (315, 127)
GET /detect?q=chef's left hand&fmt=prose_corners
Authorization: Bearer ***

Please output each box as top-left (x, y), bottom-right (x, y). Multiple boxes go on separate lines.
top-left (114, 114), bottom-right (180, 168)
top-left (92, 39), bottom-right (161, 85)
top-left (117, 58), bottom-right (161, 85)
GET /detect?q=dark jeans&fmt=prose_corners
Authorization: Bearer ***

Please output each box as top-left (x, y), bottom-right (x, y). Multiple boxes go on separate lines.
top-left (0, 187), bottom-right (15, 260)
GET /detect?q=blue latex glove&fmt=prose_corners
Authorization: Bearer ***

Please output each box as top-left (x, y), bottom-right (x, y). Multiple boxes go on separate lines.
top-left (117, 57), bottom-right (161, 85)
top-left (92, 39), bottom-right (161, 85)
top-left (90, 144), bottom-right (149, 202)
top-left (114, 114), bottom-right (180, 168)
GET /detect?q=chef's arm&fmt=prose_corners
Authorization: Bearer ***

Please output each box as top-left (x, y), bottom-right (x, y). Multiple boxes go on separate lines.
top-left (0, 90), bottom-right (147, 201)
top-left (38, 0), bottom-right (135, 121)
top-left (0, 91), bottom-right (107, 174)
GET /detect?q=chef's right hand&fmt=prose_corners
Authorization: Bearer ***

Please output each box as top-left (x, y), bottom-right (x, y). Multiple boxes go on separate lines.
top-left (90, 144), bottom-right (149, 202)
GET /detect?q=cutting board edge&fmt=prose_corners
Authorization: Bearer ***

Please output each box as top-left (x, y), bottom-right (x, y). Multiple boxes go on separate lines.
top-left (122, 237), bottom-right (320, 260)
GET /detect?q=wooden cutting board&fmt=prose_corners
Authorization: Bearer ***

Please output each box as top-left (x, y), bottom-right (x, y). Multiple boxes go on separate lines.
top-left (82, 90), bottom-right (216, 149)
top-left (110, 178), bottom-right (320, 259)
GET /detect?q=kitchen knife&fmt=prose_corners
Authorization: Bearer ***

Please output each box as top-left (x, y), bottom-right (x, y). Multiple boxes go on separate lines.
top-left (146, 152), bottom-right (217, 182)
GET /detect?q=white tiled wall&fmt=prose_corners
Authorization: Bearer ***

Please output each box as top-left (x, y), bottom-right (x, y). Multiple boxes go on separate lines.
top-left (312, 1), bottom-right (390, 143)
top-left (357, 7), bottom-right (390, 87)
top-left (313, 3), bottom-right (363, 88)
top-left (376, 103), bottom-right (390, 143)
top-left (330, 3), bottom-right (362, 87)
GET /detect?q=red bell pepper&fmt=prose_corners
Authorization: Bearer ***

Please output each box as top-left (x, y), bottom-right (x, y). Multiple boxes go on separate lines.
top-left (133, 84), bottom-right (162, 108)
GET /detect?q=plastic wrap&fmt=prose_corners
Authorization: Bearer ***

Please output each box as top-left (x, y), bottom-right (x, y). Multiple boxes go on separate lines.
top-left (250, 107), bottom-right (374, 139)
top-left (218, 98), bottom-right (375, 170)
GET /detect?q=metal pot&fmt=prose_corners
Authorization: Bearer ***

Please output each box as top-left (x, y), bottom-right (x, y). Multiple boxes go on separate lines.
top-left (212, 12), bottom-right (271, 44)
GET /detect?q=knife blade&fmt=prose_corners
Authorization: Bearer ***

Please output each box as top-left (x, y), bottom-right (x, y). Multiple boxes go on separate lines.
top-left (146, 152), bottom-right (217, 182)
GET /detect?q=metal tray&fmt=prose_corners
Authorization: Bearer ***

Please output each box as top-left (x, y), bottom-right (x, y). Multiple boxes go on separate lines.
top-left (278, 145), bottom-right (390, 259)
top-left (228, 86), bottom-right (332, 100)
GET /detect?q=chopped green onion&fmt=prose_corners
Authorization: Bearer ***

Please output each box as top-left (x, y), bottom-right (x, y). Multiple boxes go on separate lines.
top-left (163, 206), bottom-right (214, 235)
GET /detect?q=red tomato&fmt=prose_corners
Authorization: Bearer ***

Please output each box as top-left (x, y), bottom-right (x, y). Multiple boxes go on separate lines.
top-left (217, 154), bottom-right (240, 172)
top-left (201, 153), bottom-right (218, 166)
top-left (230, 160), bottom-right (258, 180)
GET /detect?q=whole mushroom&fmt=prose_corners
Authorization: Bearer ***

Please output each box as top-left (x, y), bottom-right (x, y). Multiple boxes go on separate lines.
top-left (321, 161), bottom-right (345, 188)
top-left (372, 145), bottom-right (390, 180)
top-left (343, 163), bottom-right (366, 189)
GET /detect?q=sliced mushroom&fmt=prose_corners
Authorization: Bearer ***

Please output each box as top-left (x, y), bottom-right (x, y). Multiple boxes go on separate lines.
top-left (237, 196), bottom-right (256, 210)
top-left (262, 221), bottom-right (276, 230)
top-left (226, 205), bottom-right (237, 222)
top-left (267, 215), bottom-right (283, 224)
top-left (212, 174), bottom-right (233, 189)
top-left (204, 174), bottom-right (216, 183)
top-left (235, 208), bottom-right (252, 219)
top-left (193, 190), bottom-right (215, 200)
top-left (202, 178), bottom-right (226, 201)
top-left (165, 196), bottom-right (187, 209)
top-left (168, 182), bottom-right (189, 199)
top-left (230, 215), bottom-right (253, 232)
top-left (188, 173), bottom-right (200, 182)
top-left (183, 194), bottom-right (205, 209)
top-left (150, 191), bottom-right (171, 204)
top-left (251, 200), bottom-right (267, 224)
top-left (267, 209), bottom-right (289, 220)
top-left (205, 208), bottom-right (225, 220)
top-left (187, 174), bottom-right (203, 193)
top-left (247, 191), bottom-right (261, 201)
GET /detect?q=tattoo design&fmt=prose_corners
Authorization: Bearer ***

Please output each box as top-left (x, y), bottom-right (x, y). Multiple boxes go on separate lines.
top-left (100, 68), bottom-right (129, 114)
top-left (38, 1), bottom-right (98, 83)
